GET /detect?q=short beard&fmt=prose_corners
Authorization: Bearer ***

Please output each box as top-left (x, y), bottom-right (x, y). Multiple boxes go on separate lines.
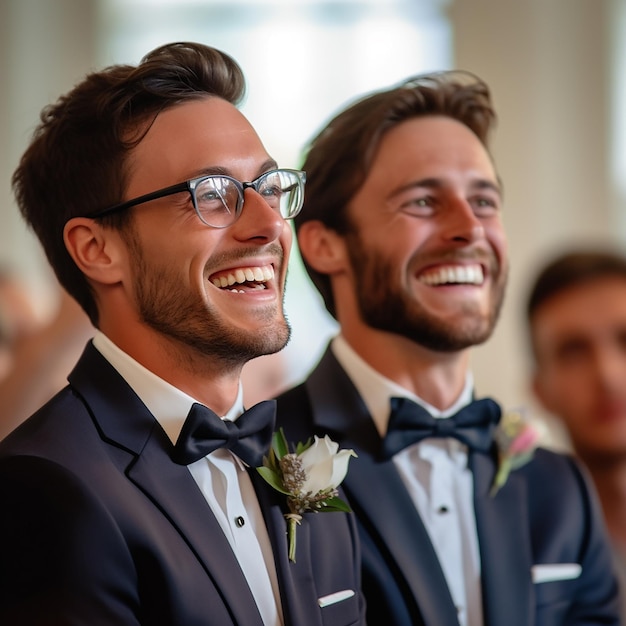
top-left (346, 231), bottom-right (506, 352)
top-left (124, 228), bottom-right (291, 367)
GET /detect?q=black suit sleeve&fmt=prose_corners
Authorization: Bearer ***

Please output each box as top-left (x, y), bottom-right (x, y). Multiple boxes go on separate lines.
top-left (0, 455), bottom-right (141, 626)
top-left (541, 453), bottom-right (621, 624)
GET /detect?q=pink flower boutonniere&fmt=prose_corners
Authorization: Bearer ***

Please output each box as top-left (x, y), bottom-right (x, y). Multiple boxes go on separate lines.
top-left (490, 408), bottom-right (546, 497)
top-left (257, 429), bottom-right (357, 562)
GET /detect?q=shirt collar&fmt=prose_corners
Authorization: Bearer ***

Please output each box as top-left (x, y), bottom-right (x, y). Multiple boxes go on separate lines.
top-left (331, 334), bottom-right (474, 437)
top-left (92, 330), bottom-right (244, 445)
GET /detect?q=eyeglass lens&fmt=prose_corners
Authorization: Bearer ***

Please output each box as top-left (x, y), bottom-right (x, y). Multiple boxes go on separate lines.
top-left (193, 170), bottom-right (303, 227)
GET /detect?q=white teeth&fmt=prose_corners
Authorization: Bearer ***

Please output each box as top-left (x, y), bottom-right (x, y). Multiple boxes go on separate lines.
top-left (467, 266), bottom-right (479, 283)
top-left (420, 264), bottom-right (484, 286)
top-left (211, 265), bottom-right (275, 289)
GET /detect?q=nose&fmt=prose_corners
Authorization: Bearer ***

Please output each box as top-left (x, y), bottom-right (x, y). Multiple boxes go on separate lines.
top-left (230, 188), bottom-right (286, 243)
top-left (441, 199), bottom-right (485, 243)
top-left (594, 346), bottom-right (626, 393)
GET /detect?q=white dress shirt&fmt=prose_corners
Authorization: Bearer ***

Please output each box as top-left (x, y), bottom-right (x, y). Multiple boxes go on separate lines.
top-left (332, 334), bottom-right (483, 626)
top-left (93, 332), bottom-right (283, 626)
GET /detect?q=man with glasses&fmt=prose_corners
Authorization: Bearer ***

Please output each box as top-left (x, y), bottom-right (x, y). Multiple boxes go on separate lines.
top-left (275, 72), bottom-right (620, 624)
top-left (0, 42), bottom-right (364, 626)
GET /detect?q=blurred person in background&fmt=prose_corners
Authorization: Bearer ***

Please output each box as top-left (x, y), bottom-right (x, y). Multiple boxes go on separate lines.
top-left (0, 266), bottom-right (40, 380)
top-left (0, 270), bottom-right (93, 439)
top-left (275, 72), bottom-right (620, 625)
top-left (0, 267), bottom-right (40, 354)
top-left (528, 248), bottom-right (626, 619)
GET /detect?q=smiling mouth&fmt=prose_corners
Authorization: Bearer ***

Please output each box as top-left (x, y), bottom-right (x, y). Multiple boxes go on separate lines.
top-left (210, 265), bottom-right (275, 293)
top-left (418, 263), bottom-right (484, 286)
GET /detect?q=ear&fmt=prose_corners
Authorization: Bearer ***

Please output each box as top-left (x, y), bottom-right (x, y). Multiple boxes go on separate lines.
top-left (297, 220), bottom-right (349, 275)
top-left (63, 218), bottom-right (126, 286)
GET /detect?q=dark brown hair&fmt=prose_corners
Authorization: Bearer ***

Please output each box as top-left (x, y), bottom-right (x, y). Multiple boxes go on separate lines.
top-left (296, 71), bottom-right (497, 318)
top-left (12, 42), bottom-right (246, 325)
top-left (527, 249), bottom-right (626, 322)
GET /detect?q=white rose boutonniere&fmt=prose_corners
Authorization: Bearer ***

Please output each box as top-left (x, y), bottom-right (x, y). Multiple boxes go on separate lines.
top-left (257, 428), bottom-right (357, 562)
top-left (490, 408), bottom-right (547, 497)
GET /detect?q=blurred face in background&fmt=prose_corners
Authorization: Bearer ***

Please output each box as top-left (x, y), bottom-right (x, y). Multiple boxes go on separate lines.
top-left (532, 276), bottom-right (626, 464)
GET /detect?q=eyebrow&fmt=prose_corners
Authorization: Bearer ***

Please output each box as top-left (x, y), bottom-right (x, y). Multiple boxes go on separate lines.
top-left (387, 177), bottom-right (503, 201)
top-left (187, 159), bottom-right (279, 181)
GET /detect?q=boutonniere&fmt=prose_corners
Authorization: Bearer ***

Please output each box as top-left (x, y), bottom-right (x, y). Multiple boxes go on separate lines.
top-left (490, 408), bottom-right (546, 497)
top-left (257, 429), bottom-right (357, 562)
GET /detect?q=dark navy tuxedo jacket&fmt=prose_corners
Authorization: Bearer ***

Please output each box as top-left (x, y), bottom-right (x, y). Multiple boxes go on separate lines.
top-left (275, 346), bottom-right (620, 626)
top-left (0, 342), bottom-right (365, 626)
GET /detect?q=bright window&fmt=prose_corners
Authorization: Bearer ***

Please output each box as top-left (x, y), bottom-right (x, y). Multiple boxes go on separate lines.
top-left (98, 0), bottom-right (453, 392)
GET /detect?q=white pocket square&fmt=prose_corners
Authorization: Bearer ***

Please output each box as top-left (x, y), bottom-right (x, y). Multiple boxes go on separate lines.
top-left (532, 563), bottom-right (582, 584)
top-left (318, 589), bottom-right (355, 608)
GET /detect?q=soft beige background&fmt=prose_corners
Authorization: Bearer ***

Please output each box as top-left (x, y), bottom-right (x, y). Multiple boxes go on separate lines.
top-left (0, 0), bottom-right (624, 440)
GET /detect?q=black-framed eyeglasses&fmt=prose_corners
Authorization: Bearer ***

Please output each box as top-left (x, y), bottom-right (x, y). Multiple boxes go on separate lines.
top-left (86, 168), bottom-right (306, 228)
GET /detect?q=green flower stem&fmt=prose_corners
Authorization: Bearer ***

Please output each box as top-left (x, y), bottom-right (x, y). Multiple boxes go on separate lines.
top-left (286, 513), bottom-right (302, 562)
top-left (490, 457), bottom-right (512, 497)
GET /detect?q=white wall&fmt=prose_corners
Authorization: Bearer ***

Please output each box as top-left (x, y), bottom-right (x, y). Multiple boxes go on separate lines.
top-left (0, 0), bottom-right (98, 307)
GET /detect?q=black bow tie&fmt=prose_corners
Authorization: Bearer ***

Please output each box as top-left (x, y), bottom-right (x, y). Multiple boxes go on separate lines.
top-left (171, 400), bottom-right (276, 467)
top-left (381, 397), bottom-right (501, 459)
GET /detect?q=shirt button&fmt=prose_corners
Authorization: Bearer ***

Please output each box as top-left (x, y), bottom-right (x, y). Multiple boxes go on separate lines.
top-left (235, 516), bottom-right (245, 527)
top-left (437, 505), bottom-right (449, 514)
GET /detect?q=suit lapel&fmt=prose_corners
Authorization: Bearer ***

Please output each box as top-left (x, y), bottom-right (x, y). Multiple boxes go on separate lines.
top-left (305, 348), bottom-right (460, 625)
top-left (127, 436), bottom-right (265, 625)
top-left (471, 452), bottom-right (533, 626)
top-left (250, 470), bottom-right (321, 626)
top-left (68, 343), bottom-right (263, 625)
top-left (343, 454), bottom-right (461, 625)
